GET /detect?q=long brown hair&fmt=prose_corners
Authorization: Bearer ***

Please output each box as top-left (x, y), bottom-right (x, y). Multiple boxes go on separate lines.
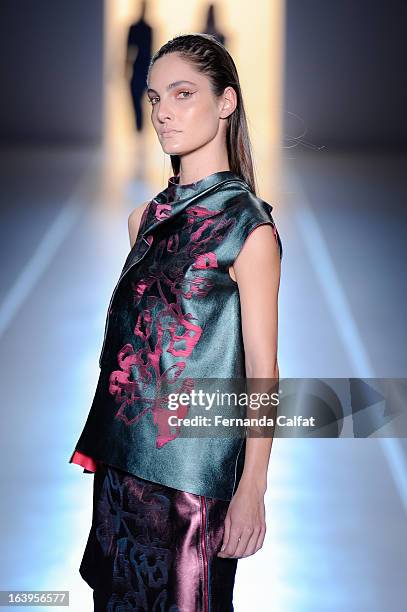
top-left (147, 33), bottom-right (258, 195)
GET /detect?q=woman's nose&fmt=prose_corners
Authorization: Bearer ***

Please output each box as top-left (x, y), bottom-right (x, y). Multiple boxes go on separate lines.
top-left (157, 99), bottom-right (174, 123)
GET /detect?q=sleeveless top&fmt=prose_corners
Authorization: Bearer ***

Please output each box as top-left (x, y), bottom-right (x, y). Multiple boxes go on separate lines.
top-left (69, 170), bottom-right (283, 500)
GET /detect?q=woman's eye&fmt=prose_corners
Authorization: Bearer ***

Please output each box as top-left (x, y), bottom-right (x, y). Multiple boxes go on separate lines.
top-left (148, 91), bottom-right (192, 106)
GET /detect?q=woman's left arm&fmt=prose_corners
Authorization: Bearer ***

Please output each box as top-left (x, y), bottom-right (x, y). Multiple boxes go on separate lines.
top-left (218, 223), bottom-right (281, 559)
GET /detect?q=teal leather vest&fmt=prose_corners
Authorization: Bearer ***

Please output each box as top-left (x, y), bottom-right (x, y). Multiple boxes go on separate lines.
top-left (71, 170), bottom-right (283, 500)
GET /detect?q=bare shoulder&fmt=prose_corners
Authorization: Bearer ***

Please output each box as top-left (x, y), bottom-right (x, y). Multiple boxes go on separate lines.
top-left (229, 224), bottom-right (281, 283)
top-left (128, 201), bottom-right (150, 248)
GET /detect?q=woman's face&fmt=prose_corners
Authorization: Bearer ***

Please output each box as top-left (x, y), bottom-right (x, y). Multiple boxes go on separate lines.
top-left (147, 53), bottom-right (232, 157)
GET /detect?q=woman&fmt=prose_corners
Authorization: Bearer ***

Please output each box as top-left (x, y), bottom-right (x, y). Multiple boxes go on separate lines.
top-left (70, 33), bottom-right (282, 611)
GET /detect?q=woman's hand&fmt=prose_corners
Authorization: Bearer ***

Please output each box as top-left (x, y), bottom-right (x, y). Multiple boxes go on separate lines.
top-left (217, 479), bottom-right (266, 559)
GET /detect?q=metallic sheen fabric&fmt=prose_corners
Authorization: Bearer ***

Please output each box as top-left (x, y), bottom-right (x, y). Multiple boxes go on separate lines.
top-left (70, 170), bottom-right (283, 500)
top-left (80, 463), bottom-right (238, 611)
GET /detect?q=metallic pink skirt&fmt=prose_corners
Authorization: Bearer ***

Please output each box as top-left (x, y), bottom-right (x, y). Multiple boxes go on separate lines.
top-left (79, 463), bottom-right (238, 611)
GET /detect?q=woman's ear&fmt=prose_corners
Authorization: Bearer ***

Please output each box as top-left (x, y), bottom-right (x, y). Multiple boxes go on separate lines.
top-left (219, 86), bottom-right (237, 119)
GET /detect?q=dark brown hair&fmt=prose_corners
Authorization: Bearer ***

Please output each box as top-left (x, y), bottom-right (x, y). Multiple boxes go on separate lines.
top-left (147, 33), bottom-right (257, 195)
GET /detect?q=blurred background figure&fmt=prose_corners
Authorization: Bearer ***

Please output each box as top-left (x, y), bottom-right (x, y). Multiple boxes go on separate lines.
top-left (125, 0), bottom-right (153, 133)
top-left (201, 2), bottom-right (227, 46)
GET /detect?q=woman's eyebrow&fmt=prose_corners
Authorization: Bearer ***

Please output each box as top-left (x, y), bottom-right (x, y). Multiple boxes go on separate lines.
top-left (147, 80), bottom-right (198, 95)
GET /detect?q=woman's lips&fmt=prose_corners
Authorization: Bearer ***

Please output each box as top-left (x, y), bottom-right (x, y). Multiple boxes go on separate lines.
top-left (161, 130), bottom-right (181, 137)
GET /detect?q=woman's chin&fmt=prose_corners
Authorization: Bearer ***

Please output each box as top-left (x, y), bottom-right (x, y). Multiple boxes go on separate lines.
top-left (162, 144), bottom-right (184, 155)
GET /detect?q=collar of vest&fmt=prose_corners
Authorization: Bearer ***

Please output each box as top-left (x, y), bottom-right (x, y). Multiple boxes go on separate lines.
top-left (167, 170), bottom-right (243, 203)
top-left (141, 170), bottom-right (250, 238)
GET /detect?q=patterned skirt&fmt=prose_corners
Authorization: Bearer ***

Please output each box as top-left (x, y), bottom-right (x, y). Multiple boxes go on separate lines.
top-left (79, 462), bottom-right (238, 611)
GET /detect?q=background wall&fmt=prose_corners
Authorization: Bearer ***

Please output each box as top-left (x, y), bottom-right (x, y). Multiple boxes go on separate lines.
top-left (0, 0), bottom-right (104, 145)
top-left (283, 0), bottom-right (407, 150)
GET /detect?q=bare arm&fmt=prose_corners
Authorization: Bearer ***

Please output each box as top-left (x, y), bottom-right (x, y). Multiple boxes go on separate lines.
top-left (128, 201), bottom-right (149, 248)
top-left (218, 223), bottom-right (281, 559)
top-left (236, 223), bottom-right (281, 491)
